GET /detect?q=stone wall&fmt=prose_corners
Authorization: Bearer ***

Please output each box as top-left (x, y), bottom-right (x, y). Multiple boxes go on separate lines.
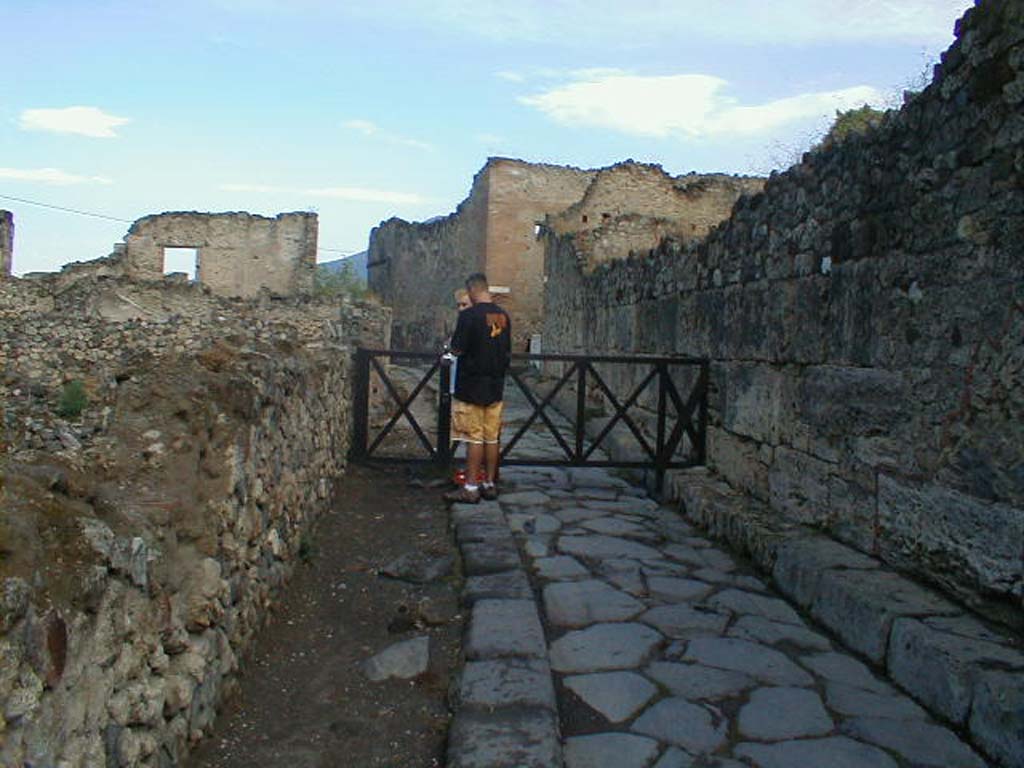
top-left (121, 211), bottom-right (318, 298)
top-left (0, 272), bottom-right (390, 767)
top-left (483, 159), bottom-right (596, 346)
top-left (546, 165), bottom-right (763, 270)
top-left (542, 0), bottom-right (1024, 627)
top-left (367, 168), bottom-right (489, 350)
top-left (1, 210), bottom-right (13, 277)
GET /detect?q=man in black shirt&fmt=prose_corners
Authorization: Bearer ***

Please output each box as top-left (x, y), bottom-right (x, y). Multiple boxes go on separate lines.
top-left (443, 273), bottom-right (511, 504)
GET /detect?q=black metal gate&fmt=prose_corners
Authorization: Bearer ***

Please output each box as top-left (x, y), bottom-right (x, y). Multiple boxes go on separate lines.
top-left (350, 348), bottom-right (708, 487)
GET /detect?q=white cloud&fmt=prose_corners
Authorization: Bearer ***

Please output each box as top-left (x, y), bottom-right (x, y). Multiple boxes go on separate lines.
top-left (0, 167), bottom-right (113, 185)
top-left (343, 0), bottom-right (972, 46)
top-left (221, 182), bottom-right (429, 205)
top-left (19, 106), bottom-right (131, 138)
top-left (520, 72), bottom-right (884, 139)
top-left (343, 118), bottom-right (378, 135)
top-left (342, 117), bottom-right (433, 152)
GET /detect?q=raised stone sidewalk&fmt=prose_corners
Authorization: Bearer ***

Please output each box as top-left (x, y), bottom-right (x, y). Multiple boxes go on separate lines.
top-left (447, 465), bottom-right (1019, 768)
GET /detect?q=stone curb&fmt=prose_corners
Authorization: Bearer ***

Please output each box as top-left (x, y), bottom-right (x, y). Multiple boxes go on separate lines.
top-left (668, 468), bottom-right (1024, 768)
top-left (447, 502), bottom-right (564, 768)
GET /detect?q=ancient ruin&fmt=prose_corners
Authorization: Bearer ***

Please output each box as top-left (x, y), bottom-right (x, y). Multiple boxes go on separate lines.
top-left (2, 0), bottom-right (1022, 765)
top-left (368, 158), bottom-right (759, 350)
top-left (1, 210), bottom-right (13, 277)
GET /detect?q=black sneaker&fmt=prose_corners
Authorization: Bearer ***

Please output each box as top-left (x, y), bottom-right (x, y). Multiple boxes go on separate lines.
top-left (443, 486), bottom-right (481, 504)
top-left (480, 484), bottom-right (498, 501)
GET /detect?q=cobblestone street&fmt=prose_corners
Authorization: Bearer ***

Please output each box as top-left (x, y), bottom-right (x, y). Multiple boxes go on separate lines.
top-left (447, 461), bottom-right (993, 768)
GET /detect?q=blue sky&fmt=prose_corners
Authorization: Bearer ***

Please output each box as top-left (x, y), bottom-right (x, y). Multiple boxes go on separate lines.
top-left (1, 0), bottom-right (972, 274)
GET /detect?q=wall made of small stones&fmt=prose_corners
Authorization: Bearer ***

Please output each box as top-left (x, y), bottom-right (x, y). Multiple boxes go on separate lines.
top-left (0, 274), bottom-right (390, 767)
top-left (1, 210), bottom-right (13, 277)
top-left (542, 0), bottom-right (1024, 627)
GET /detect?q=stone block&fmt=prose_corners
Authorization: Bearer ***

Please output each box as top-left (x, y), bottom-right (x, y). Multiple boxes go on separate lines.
top-left (463, 570), bottom-right (533, 604)
top-left (771, 535), bottom-right (879, 609)
top-left (461, 541), bottom-right (521, 576)
top-left (708, 427), bottom-right (769, 501)
top-left (768, 446), bottom-right (834, 526)
top-left (465, 600), bottom-right (546, 660)
top-left (970, 667), bottom-right (1024, 768)
top-left (457, 658), bottom-right (556, 711)
top-left (447, 708), bottom-right (561, 768)
top-left (877, 474), bottom-right (1024, 601)
top-left (718, 363), bottom-right (783, 444)
top-left (809, 569), bottom-right (960, 663)
top-left (887, 616), bottom-right (1024, 726)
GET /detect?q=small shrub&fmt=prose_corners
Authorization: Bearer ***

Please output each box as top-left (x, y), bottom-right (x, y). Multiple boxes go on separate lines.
top-left (314, 262), bottom-right (369, 300)
top-left (57, 380), bottom-right (88, 419)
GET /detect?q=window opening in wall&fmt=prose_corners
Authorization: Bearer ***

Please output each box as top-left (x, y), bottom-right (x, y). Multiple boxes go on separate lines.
top-left (162, 247), bottom-right (199, 281)
top-left (581, 214), bottom-right (588, 223)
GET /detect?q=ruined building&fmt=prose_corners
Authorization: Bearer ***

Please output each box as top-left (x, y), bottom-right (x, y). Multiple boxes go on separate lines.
top-left (1, 209), bottom-right (13, 277)
top-left (367, 158), bottom-right (762, 349)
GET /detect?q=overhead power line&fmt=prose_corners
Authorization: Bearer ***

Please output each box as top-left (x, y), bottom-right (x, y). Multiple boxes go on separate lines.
top-left (0, 192), bottom-right (358, 255)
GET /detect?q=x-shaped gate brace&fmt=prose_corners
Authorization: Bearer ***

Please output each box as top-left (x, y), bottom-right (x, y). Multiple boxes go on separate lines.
top-left (350, 348), bottom-right (708, 489)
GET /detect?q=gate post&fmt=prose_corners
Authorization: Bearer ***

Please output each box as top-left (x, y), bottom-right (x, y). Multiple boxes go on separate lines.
top-left (351, 348), bottom-right (370, 461)
top-left (437, 354), bottom-right (453, 468)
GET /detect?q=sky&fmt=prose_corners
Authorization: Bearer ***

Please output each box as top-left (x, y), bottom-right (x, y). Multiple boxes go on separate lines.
top-left (0, 0), bottom-right (973, 275)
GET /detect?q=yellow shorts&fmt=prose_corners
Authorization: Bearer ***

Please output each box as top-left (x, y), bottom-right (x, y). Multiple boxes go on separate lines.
top-left (452, 400), bottom-right (504, 445)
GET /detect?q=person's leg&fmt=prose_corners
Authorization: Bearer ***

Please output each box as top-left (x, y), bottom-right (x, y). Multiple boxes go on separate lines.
top-left (483, 441), bottom-right (500, 483)
top-left (466, 442), bottom-right (485, 487)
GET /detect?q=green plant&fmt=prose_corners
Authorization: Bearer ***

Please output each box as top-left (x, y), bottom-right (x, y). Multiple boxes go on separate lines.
top-left (314, 261), bottom-right (369, 300)
top-left (57, 380), bottom-right (88, 419)
top-left (818, 104), bottom-right (887, 148)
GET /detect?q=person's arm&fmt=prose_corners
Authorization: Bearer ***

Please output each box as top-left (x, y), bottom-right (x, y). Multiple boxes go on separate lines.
top-left (450, 308), bottom-right (472, 356)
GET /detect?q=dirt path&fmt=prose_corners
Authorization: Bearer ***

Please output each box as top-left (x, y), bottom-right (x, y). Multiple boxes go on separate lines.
top-left (187, 464), bottom-right (461, 768)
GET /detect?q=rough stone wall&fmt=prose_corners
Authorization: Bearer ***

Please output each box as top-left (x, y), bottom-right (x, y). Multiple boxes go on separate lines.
top-left (546, 165), bottom-right (763, 270)
top-left (542, 0), bottom-right (1024, 627)
top-left (367, 168), bottom-right (490, 350)
top-left (367, 158), bottom-right (594, 350)
top-left (483, 159), bottom-right (596, 346)
top-left (0, 273), bottom-right (389, 767)
top-left (1, 210), bottom-right (13, 277)
top-left (121, 212), bottom-right (318, 298)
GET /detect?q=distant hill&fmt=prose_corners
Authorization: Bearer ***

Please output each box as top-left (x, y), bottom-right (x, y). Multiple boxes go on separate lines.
top-left (319, 250), bottom-right (368, 280)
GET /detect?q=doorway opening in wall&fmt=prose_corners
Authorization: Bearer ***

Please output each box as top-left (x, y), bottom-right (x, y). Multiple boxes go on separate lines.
top-left (162, 247), bottom-right (199, 281)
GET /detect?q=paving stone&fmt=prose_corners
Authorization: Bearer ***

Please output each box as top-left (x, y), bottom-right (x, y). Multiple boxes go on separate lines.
top-left (507, 512), bottom-right (562, 534)
top-left (457, 520), bottom-right (514, 545)
top-left (735, 736), bottom-right (898, 768)
top-left (362, 635), bottom-right (430, 681)
top-left (499, 490), bottom-right (552, 507)
top-left (771, 536), bottom-right (879, 608)
top-left (549, 622), bottom-right (663, 673)
top-left (564, 733), bottom-right (660, 768)
top-left (841, 716), bottom-right (987, 768)
top-left (653, 751), bottom-right (744, 768)
top-left (447, 708), bottom-right (561, 768)
top-left (694, 548), bottom-right (736, 572)
top-left (574, 487), bottom-right (620, 500)
top-left (466, 599), bottom-right (546, 660)
top-left (662, 544), bottom-right (708, 568)
top-left (639, 605), bottom-right (730, 639)
top-left (645, 661), bottom-right (754, 700)
top-left (727, 615), bottom-right (831, 651)
top-left (380, 552), bottom-right (454, 583)
top-left (684, 638), bottom-right (814, 686)
top-left (533, 555), bottom-right (590, 581)
top-left (887, 615), bottom-right (1024, 726)
top-left (605, 568), bottom-right (647, 596)
top-left (646, 576), bottom-right (714, 603)
top-left (568, 468), bottom-right (630, 489)
top-left (581, 516), bottom-right (658, 540)
top-left (692, 568), bottom-right (767, 592)
top-left (451, 501), bottom-right (503, 525)
top-left (464, 570), bottom-right (534, 604)
top-left (631, 698), bottom-right (727, 753)
top-left (544, 580), bottom-right (645, 627)
top-left (523, 535), bottom-right (552, 558)
top-left (458, 658), bottom-right (556, 710)
top-left (738, 686), bottom-right (833, 740)
top-left (558, 534), bottom-right (663, 561)
top-left (582, 498), bottom-right (659, 514)
top-left (809, 569), bottom-right (960, 663)
top-left (554, 507), bottom-right (613, 524)
top-left (462, 540), bottom-right (521, 575)
top-left (564, 671), bottom-right (657, 723)
top-left (824, 682), bottom-right (927, 720)
top-left (969, 667), bottom-right (1024, 768)
top-left (798, 652), bottom-right (890, 694)
top-left (708, 589), bottom-right (802, 625)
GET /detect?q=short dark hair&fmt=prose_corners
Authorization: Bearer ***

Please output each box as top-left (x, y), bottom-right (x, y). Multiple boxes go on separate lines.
top-left (465, 273), bottom-right (488, 293)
